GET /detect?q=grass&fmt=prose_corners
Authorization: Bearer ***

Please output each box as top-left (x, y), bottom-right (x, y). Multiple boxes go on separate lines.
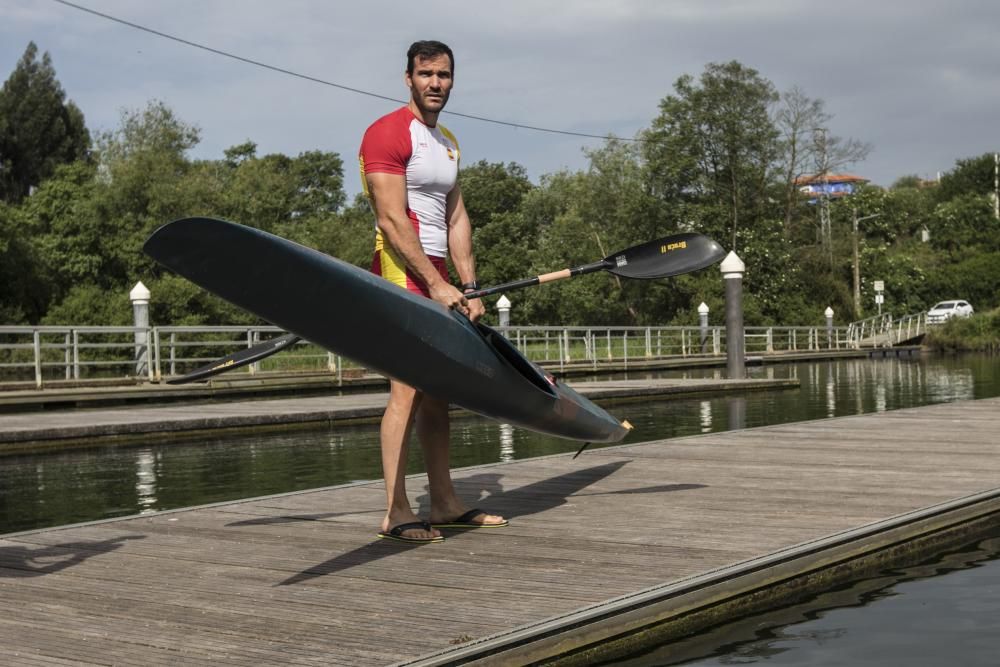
top-left (923, 308), bottom-right (1000, 353)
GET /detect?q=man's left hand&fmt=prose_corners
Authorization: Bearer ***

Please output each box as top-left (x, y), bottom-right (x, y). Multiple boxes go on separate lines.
top-left (465, 294), bottom-right (485, 322)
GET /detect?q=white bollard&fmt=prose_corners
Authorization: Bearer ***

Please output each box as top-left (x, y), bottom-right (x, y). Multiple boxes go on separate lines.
top-left (698, 302), bottom-right (710, 354)
top-left (130, 281), bottom-right (151, 378)
top-left (825, 306), bottom-right (834, 349)
top-left (496, 294), bottom-right (511, 328)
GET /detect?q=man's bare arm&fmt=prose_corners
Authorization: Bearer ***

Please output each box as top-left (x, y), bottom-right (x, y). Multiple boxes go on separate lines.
top-left (446, 184), bottom-right (485, 321)
top-left (367, 171), bottom-right (468, 312)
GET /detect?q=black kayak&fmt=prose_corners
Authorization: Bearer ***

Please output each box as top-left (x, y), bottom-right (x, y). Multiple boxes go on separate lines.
top-left (143, 217), bottom-right (630, 443)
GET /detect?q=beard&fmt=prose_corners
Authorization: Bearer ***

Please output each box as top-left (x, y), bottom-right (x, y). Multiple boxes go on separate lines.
top-left (412, 88), bottom-right (450, 114)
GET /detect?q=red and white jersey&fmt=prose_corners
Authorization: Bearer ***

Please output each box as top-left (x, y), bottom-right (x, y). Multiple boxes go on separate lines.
top-left (359, 106), bottom-right (460, 258)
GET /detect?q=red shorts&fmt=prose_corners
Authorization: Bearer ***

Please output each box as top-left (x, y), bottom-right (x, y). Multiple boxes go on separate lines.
top-left (371, 246), bottom-right (448, 298)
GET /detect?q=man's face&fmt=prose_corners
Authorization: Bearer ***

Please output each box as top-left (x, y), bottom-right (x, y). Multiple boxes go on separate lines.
top-left (406, 54), bottom-right (453, 114)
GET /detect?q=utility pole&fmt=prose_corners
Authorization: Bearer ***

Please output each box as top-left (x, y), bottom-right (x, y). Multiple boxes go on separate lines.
top-left (994, 152), bottom-right (999, 220)
top-left (814, 128), bottom-right (832, 266)
top-left (852, 211), bottom-right (880, 319)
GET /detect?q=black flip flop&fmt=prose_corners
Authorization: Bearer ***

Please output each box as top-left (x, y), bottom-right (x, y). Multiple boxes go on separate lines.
top-left (431, 508), bottom-right (509, 529)
top-left (377, 520), bottom-right (444, 544)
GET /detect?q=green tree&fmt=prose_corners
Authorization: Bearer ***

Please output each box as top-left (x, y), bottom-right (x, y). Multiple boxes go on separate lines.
top-left (459, 160), bottom-right (536, 297)
top-left (929, 193), bottom-right (998, 254)
top-left (934, 153), bottom-right (997, 203)
top-left (300, 193), bottom-right (374, 268)
top-left (0, 202), bottom-right (47, 322)
top-left (0, 42), bottom-right (90, 203)
top-left (459, 160), bottom-right (533, 225)
top-left (643, 61), bottom-right (781, 250)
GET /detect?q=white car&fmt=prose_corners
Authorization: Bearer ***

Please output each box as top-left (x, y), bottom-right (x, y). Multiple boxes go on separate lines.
top-left (927, 300), bottom-right (974, 324)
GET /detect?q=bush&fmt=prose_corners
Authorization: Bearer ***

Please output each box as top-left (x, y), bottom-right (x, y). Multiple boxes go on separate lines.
top-left (924, 308), bottom-right (1000, 352)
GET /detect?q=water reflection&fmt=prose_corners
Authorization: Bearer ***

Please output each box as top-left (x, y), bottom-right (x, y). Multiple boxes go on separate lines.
top-left (499, 423), bottom-right (515, 462)
top-left (2, 354), bottom-right (999, 534)
top-left (699, 401), bottom-right (712, 433)
top-left (727, 397), bottom-right (746, 430)
top-left (135, 449), bottom-right (157, 514)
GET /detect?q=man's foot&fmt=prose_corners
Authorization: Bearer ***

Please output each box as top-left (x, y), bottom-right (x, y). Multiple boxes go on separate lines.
top-left (430, 508), bottom-right (508, 529)
top-left (377, 520), bottom-right (444, 544)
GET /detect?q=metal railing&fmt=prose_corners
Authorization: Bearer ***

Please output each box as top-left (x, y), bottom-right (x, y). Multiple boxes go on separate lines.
top-left (1, 323), bottom-right (866, 388)
top-left (845, 312), bottom-right (927, 348)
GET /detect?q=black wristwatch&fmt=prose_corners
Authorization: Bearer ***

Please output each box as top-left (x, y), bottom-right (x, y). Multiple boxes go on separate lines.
top-left (461, 281), bottom-right (479, 291)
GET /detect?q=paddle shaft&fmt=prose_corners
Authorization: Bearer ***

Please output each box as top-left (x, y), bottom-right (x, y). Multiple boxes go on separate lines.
top-left (465, 260), bottom-right (608, 300)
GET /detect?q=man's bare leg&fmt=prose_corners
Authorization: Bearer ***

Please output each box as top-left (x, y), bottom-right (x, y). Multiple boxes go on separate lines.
top-left (417, 396), bottom-right (506, 526)
top-left (379, 380), bottom-right (440, 540)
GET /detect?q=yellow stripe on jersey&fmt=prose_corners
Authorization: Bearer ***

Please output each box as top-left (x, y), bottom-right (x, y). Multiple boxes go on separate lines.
top-left (439, 124), bottom-right (460, 163)
top-left (359, 153), bottom-right (371, 201)
top-left (376, 242), bottom-right (408, 288)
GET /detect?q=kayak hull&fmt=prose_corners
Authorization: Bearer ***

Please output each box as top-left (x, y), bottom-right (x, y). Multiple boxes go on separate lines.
top-left (144, 218), bottom-right (629, 443)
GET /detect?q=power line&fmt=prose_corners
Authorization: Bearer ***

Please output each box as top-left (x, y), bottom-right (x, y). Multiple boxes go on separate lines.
top-left (50, 0), bottom-right (636, 142)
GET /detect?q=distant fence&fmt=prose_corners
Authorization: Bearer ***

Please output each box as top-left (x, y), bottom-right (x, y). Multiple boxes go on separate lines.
top-left (0, 321), bottom-right (890, 388)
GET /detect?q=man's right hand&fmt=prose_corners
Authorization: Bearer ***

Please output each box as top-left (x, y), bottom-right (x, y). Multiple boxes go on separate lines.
top-left (429, 281), bottom-right (469, 316)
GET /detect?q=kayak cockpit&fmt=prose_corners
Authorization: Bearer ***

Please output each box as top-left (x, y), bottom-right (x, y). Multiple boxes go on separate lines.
top-left (475, 323), bottom-right (557, 397)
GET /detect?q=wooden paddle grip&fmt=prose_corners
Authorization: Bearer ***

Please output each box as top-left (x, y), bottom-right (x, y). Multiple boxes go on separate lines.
top-left (537, 269), bottom-right (572, 284)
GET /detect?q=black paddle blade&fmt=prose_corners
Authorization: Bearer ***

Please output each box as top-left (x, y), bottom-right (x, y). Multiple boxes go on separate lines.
top-left (167, 333), bottom-right (301, 384)
top-left (605, 233), bottom-right (726, 280)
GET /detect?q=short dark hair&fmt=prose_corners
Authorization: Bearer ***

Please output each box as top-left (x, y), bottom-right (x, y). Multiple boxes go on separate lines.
top-left (406, 40), bottom-right (454, 75)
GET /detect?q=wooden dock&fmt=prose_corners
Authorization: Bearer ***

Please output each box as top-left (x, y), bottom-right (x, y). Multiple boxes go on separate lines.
top-left (3, 397), bottom-right (999, 665)
top-left (0, 377), bottom-right (796, 450)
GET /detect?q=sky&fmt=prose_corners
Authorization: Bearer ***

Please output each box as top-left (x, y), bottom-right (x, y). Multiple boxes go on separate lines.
top-left (3, 0), bottom-right (999, 196)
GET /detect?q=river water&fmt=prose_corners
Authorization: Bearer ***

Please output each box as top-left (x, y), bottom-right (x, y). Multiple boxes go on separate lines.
top-left (2, 353), bottom-right (999, 663)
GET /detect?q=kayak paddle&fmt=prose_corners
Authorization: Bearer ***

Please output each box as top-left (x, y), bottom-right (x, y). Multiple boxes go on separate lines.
top-left (465, 232), bottom-right (725, 300)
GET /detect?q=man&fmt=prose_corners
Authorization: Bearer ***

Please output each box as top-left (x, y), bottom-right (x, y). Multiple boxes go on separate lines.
top-left (360, 40), bottom-right (507, 543)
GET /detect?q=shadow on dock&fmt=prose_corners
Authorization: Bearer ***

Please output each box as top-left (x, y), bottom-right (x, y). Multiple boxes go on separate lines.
top-left (276, 460), bottom-right (705, 586)
top-left (0, 535), bottom-right (145, 577)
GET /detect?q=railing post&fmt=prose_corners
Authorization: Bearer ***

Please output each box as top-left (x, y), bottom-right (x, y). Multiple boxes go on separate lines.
top-left (64, 332), bottom-right (71, 380)
top-left (33, 330), bottom-right (43, 389)
top-left (645, 327), bottom-right (652, 358)
top-left (169, 332), bottom-right (176, 377)
top-left (248, 330), bottom-right (257, 375)
top-left (73, 330), bottom-right (80, 379)
top-left (623, 330), bottom-right (628, 369)
top-left (153, 328), bottom-right (162, 381)
top-left (766, 327), bottom-right (774, 353)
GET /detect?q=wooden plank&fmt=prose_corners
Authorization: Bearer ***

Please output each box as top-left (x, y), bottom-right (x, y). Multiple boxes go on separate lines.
top-left (0, 377), bottom-right (795, 446)
top-left (1, 397), bottom-right (999, 665)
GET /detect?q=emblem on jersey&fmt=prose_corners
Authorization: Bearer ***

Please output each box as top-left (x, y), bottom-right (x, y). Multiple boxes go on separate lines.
top-left (446, 147), bottom-right (456, 161)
